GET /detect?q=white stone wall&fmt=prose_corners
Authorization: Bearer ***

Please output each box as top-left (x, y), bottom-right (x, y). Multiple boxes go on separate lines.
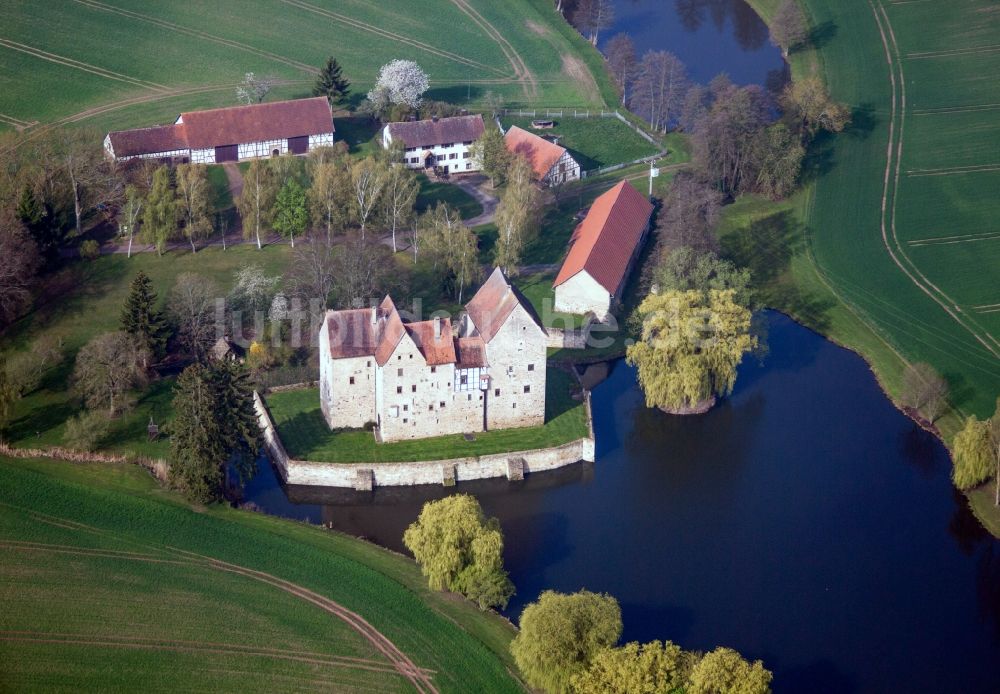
top-left (319, 318), bottom-right (377, 428)
top-left (483, 303), bottom-right (547, 430)
top-left (555, 271), bottom-right (611, 319)
top-left (308, 132), bottom-right (335, 150)
top-left (383, 128), bottom-right (479, 173)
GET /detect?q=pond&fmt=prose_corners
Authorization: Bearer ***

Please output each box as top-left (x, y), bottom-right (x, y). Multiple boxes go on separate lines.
top-left (244, 311), bottom-right (1000, 692)
top-left (601, 0), bottom-right (787, 86)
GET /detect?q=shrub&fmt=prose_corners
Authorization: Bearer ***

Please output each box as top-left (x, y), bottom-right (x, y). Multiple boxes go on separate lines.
top-left (63, 410), bottom-right (111, 452)
top-left (79, 239), bottom-right (101, 260)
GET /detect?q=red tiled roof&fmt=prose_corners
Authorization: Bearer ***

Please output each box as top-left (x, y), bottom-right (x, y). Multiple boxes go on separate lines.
top-left (504, 125), bottom-right (567, 179)
top-left (178, 97), bottom-right (333, 149)
top-left (385, 114), bottom-right (484, 149)
top-left (373, 297), bottom-right (406, 366)
top-left (107, 124), bottom-right (189, 158)
top-left (406, 318), bottom-right (456, 366)
top-left (465, 267), bottom-right (544, 342)
top-left (106, 97), bottom-right (333, 157)
top-left (553, 180), bottom-right (653, 294)
top-left (454, 337), bottom-right (488, 368)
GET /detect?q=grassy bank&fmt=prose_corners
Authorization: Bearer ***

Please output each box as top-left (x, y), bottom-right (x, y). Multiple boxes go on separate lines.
top-left (0, 454), bottom-right (522, 691)
top-left (265, 367), bottom-right (587, 463)
top-left (0, 459), bottom-right (519, 691)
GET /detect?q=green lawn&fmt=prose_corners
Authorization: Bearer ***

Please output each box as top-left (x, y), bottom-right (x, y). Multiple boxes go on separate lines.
top-left (514, 270), bottom-right (587, 330)
top-left (501, 115), bottom-right (660, 171)
top-left (264, 367), bottom-right (587, 463)
top-left (415, 174), bottom-right (484, 221)
top-left (334, 116), bottom-right (382, 157)
top-left (205, 163), bottom-right (233, 212)
top-left (0, 455), bottom-right (521, 692)
top-left (0, 0), bottom-right (612, 136)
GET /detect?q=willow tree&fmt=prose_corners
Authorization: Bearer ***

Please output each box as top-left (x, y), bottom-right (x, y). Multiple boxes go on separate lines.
top-left (951, 416), bottom-right (992, 491)
top-left (626, 289), bottom-right (756, 414)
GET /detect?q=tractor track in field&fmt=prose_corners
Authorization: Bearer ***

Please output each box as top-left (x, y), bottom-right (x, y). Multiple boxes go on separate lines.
top-left (278, 0), bottom-right (507, 79)
top-left (0, 38), bottom-right (169, 92)
top-left (447, 0), bottom-right (538, 99)
top-left (0, 508), bottom-right (439, 694)
top-left (869, 0), bottom-right (1000, 357)
top-left (71, 0), bottom-right (319, 75)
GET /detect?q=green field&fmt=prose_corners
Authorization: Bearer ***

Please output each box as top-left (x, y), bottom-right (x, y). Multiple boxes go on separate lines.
top-left (0, 0), bottom-right (613, 137)
top-left (500, 114), bottom-right (661, 171)
top-left (735, 0), bottom-right (1000, 426)
top-left (0, 455), bottom-right (521, 691)
top-left (415, 175), bottom-right (484, 220)
top-left (264, 367), bottom-right (587, 463)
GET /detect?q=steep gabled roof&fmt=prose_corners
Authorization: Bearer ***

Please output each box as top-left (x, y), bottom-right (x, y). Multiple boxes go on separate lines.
top-left (106, 97), bottom-right (334, 156)
top-left (553, 180), bottom-right (654, 294)
top-left (373, 297), bottom-right (406, 366)
top-left (465, 268), bottom-right (543, 342)
top-left (385, 114), bottom-right (484, 149)
top-left (406, 318), bottom-right (457, 366)
top-left (504, 125), bottom-right (568, 179)
top-left (324, 297), bottom-right (406, 367)
top-left (454, 337), bottom-right (488, 368)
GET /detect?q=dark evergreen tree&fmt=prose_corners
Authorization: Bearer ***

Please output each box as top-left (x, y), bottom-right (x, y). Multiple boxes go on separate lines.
top-left (312, 56), bottom-right (351, 106)
top-left (17, 186), bottom-right (61, 267)
top-left (168, 361), bottom-right (260, 503)
top-left (120, 271), bottom-right (169, 367)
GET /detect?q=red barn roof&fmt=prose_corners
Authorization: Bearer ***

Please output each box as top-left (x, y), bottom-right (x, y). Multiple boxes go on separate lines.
top-left (553, 181), bottom-right (654, 294)
top-left (106, 97), bottom-right (333, 157)
top-left (504, 125), bottom-right (567, 179)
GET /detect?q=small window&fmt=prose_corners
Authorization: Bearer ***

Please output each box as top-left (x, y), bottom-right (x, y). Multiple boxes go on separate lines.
top-left (463, 151), bottom-right (470, 158)
top-left (437, 154), bottom-right (446, 162)
top-left (465, 163), bottom-right (471, 170)
top-left (507, 365), bottom-right (514, 375)
top-left (494, 388), bottom-right (500, 397)
top-left (467, 394), bottom-right (472, 401)
top-left (349, 376), bottom-right (355, 385)
top-left (429, 404), bottom-right (434, 411)
top-left (403, 404), bottom-right (408, 411)
top-left (513, 402), bottom-right (517, 408)
top-left (431, 366), bottom-right (437, 373)
top-left (397, 368), bottom-right (403, 376)
top-left (411, 384), bottom-right (417, 392)
top-left (460, 375), bottom-right (468, 386)
top-left (403, 417), bottom-right (408, 423)
top-left (440, 401), bottom-right (446, 408)
top-left (524, 385), bottom-right (530, 394)
top-left (409, 353), bottom-right (413, 359)
top-left (396, 386), bottom-right (403, 394)
top-left (449, 153), bottom-right (457, 160)
top-left (367, 360), bottom-right (372, 367)
top-left (398, 355), bottom-right (401, 360)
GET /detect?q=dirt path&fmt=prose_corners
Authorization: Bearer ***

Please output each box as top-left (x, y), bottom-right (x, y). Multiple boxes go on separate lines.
top-left (868, 0), bottom-right (1000, 357)
top-left (453, 176), bottom-right (499, 226)
top-left (446, 0), bottom-right (538, 98)
top-left (0, 38), bottom-right (169, 91)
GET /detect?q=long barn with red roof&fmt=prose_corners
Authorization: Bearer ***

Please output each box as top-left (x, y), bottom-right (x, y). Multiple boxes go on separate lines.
top-left (104, 97), bottom-right (335, 164)
top-left (553, 180), bottom-right (654, 319)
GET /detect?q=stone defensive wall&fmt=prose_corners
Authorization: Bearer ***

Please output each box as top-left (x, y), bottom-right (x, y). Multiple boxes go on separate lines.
top-left (254, 391), bottom-right (596, 490)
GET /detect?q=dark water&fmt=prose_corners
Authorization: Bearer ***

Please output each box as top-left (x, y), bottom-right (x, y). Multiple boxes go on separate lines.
top-left (601, 0), bottom-right (786, 86)
top-left (245, 312), bottom-right (1000, 692)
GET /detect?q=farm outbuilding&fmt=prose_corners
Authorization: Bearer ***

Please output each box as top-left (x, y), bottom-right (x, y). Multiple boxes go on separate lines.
top-left (382, 114), bottom-right (485, 175)
top-left (553, 180), bottom-right (654, 320)
top-left (104, 97), bottom-right (335, 164)
top-left (504, 125), bottom-right (580, 186)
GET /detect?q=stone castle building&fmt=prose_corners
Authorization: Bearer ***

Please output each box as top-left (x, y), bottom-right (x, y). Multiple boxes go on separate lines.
top-left (318, 269), bottom-right (547, 442)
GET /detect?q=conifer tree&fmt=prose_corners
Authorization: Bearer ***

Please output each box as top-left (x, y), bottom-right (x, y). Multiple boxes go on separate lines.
top-left (312, 56), bottom-right (351, 106)
top-left (120, 271), bottom-right (168, 367)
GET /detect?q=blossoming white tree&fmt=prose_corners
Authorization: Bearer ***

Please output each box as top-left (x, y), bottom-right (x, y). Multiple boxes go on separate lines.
top-left (367, 59), bottom-right (430, 109)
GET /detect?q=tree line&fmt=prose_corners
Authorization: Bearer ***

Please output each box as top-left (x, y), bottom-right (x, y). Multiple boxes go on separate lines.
top-left (404, 493), bottom-right (773, 693)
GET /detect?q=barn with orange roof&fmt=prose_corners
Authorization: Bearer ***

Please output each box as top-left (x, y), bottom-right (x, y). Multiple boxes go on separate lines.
top-left (504, 125), bottom-right (580, 186)
top-left (553, 180), bottom-right (654, 319)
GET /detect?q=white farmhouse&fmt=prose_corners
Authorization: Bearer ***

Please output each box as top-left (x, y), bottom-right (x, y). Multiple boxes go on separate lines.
top-left (382, 114), bottom-right (485, 174)
top-left (318, 268), bottom-right (547, 442)
top-left (504, 125), bottom-right (580, 186)
top-left (553, 180), bottom-right (654, 319)
top-left (104, 97), bottom-right (335, 164)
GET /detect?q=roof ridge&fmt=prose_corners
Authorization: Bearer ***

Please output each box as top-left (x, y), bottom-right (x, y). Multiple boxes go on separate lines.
top-left (574, 182), bottom-right (629, 274)
top-left (180, 95), bottom-right (328, 118)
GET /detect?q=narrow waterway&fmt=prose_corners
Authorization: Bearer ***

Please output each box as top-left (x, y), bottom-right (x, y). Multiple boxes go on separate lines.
top-left (244, 312), bottom-right (1000, 692)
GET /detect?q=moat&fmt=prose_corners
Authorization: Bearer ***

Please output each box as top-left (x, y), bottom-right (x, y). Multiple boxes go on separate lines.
top-left (247, 312), bottom-right (1000, 692)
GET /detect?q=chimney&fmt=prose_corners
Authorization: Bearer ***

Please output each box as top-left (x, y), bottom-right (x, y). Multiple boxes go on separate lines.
top-left (433, 316), bottom-right (442, 339)
top-left (370, 307), bottom-right (377, 325)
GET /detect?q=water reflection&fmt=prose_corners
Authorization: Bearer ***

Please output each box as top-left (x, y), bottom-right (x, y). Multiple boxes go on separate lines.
top-left (674, 0), bottom-right (769, 50)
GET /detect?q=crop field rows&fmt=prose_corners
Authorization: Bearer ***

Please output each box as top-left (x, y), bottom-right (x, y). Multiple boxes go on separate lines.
top-left (0, 457), bottom-right (521, 692)
top-left (790, 0), bottom-right (1000, 418)
top-left (0, 0), bottom-right (606, 137)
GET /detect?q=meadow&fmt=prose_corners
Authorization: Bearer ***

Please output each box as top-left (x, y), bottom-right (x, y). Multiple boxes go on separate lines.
top-left (0, 455), bottom-right (521, 691)
top-left (0, 0), bottom-right (613, 137)
top-left (500, 114), bottom-right (661, 171)
top-left (264, 367), bottom-right (587, 463)
top-left (736, 0), bottom-right (1000, 425)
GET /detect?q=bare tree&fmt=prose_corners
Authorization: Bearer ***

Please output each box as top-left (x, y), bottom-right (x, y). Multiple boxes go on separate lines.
top-left (770, 0), bottom-right (809, 58)
top-left (119, 185), bottom-right (143, 258)
top-left (52, 128), bottom-right (122, 237)
top-left (630, 51), bottom-right (689, 133)
top-left (573, 0), bottom-right (614, 44)
top-left (0, 214), bottom-right (41, 326)
top-left (381, 165), bottom-right (419, 252)
top-left (72, 332), bottom-right (148, 416)
top-left (350, 157), bottom-right (387, 239)
top-left (604, 33), bottom-right (637, 105)
top-left (168, 273), bottom-right (221, 360)
top-left (332, 233), bottom-right (393, 307)
top-left (900, 362), bottom-right (949, 424)
top-left (692, 84), bottom-right (771, 196)
top-left (656, 172), bottom-right (724, 253)
top-left (285, 231), bottom-right (337, 315)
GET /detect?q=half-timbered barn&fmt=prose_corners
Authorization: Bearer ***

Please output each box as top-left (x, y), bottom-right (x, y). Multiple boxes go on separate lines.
top-left (104, 97), bottom-right (335, 164)
top-left (553, 180), bottom-right (654, 319)
top-left (382, 114), bottom-right (485, 174)
top-left (504, 125), bottom-right (580, 186)
top-left (318, 268), bottom-right (547, 442)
